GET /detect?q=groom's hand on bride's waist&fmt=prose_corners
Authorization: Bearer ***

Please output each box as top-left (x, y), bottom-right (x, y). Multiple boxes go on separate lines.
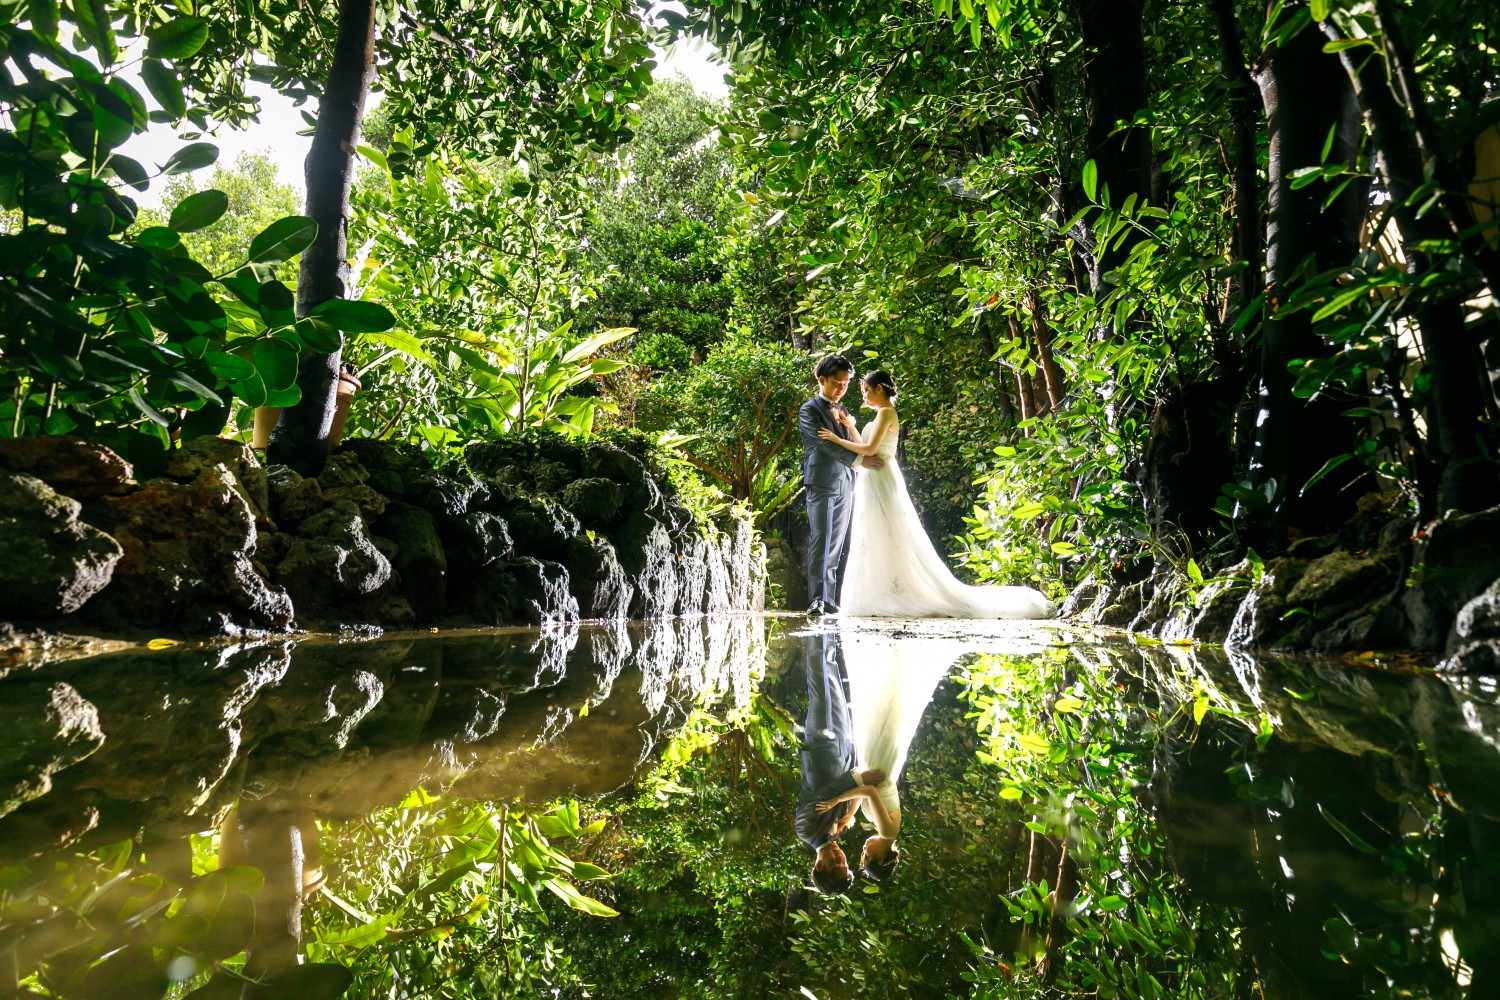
top-left (860, 455), bottom-right (886, 470)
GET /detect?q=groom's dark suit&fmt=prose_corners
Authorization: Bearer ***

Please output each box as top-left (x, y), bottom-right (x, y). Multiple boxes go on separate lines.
top-left (795, 633), bottom-right (859, 850)
top-left (799, 394), bottom-right (860, 608)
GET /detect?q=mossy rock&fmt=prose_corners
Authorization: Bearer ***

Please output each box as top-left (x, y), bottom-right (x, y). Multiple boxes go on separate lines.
top-left (560, 477), bottom-right (623, 527)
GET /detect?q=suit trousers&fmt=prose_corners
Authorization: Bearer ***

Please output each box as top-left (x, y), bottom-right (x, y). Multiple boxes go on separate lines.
top-left (805, 483), bottom-right (853, 607)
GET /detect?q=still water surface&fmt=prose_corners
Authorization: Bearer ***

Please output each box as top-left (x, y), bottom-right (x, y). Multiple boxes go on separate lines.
top-left (1, 616), bottom-right (1495, 998)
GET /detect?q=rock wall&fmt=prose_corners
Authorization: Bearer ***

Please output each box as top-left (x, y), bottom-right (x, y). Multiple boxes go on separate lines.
top-left (0, 433), bottom-right (765, 637)
top-left (1060, 500), bottom-right (1500, 671)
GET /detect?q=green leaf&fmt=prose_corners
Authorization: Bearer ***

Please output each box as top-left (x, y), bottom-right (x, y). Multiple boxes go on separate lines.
top-left (30, 0), bottom-right (59, 38)
top-left (169, 189), bottom-right (229, 232)
top-left (73, 0), bottom-right (118, 65)
top-left (147, 17), bottom-right (210, 60)
top-left (206, 352), bottom-right (255, 381)
top-left (543, 878), bottom-right (618, 917)
top-left (160, 368), bottom-right (224, 404)
top-left (140, 59), bottom-right (187, 119)
top-left (164, 141), bottom-right (219, 175)
top-left (310, 297), bottom-right (396, 333)
top-left (1082, 159), bottom-right (1098, 202)
top-left (1016, 733), bottom-right (1051, 754)
top-left (1310, 0), bottom-right (1331, 20)
top-left (295, 317), bottom-right (343, 353)
top-left (1317, 804), bottom-right (1380, 854)
top-left (248, 216), bottom-right (318, 263)
top-left (252, 339), bottom-right (299, 391)
top-left (135, 225), bottom-right (180, 250)
top-left (127, 386), bottom-right (170, 426)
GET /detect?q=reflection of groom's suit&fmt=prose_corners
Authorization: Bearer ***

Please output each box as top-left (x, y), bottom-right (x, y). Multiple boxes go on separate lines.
top-left (799, 394), bottom-right (860, 608)
top-left (795, 633), bottom-right (859, 849)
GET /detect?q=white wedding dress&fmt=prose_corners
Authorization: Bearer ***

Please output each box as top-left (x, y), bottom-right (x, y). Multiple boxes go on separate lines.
top-left (843, 630), bottom-right (965, 821)
top-left (840, 414), bottom-right (1053, 619)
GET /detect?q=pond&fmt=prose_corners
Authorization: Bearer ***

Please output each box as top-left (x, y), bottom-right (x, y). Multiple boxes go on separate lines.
top-left (1, 616), bottom-right (1495, 998)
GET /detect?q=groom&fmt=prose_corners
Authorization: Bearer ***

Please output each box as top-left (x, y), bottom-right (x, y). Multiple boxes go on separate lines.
top-left (799, 354), bottom-right (884, 616)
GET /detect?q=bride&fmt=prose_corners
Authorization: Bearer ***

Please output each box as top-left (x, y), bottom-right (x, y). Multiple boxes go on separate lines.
top-left (817, 370), bottom-right (1052, 619)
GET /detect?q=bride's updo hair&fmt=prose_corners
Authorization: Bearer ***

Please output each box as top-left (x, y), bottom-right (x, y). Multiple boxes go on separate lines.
top-left (862, 838), bottom-right (900, 883)
top-left (862, 370), bottom-right (898, 401)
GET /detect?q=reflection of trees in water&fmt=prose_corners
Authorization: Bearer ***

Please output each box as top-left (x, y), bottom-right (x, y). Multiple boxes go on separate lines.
top-left (5, 624), bottom-right (1496, 997)
top-left (0, 616), bottom-right (765, 997)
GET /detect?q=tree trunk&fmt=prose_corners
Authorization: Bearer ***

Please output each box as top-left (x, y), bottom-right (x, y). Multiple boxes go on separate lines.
top-left (266, 0), bottom-right (378, 476)
top-left (1322, 20), bottom-right (1500, 513)
top-left (1027, 293), bottom-right (1068, 409)
top-left (1246, 3), bottom-right (1370, 537)
top-left (1072, 0), bottom-right (1153, 215)
top-left (1210, 0), bottom-right (1264, 318)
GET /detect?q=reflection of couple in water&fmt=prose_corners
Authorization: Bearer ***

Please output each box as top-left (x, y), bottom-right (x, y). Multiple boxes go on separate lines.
top-left (796, 629), bottom-right (956, 894)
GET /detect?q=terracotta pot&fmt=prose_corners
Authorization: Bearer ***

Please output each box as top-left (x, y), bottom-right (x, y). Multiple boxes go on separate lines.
top-left (250, 372), bottom-right (361, 451)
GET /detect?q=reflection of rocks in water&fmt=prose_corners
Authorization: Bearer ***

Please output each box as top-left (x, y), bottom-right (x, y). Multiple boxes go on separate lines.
top-left (0, 617), bottom-right (764, 858)
top-left (1128, 640), bottom-right (1500, 996)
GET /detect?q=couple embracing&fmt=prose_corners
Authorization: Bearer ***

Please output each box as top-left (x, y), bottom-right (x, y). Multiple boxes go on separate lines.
top-left (798, 354), bottom-right (1052, 620)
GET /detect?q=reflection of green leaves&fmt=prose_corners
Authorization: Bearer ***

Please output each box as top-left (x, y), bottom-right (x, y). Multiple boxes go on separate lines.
top-left (257, 963), bottom-right (354, 1000)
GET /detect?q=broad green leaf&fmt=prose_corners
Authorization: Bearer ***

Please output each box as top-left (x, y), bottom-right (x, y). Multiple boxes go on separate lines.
top-left (147, 17), bottom-right (210, 60)
top-left (1016, 733), bottom-right (1051, 754)
top-left (135, 226), bottom-right (180, 250)
top-left (140, 59), bottom-right (186, 119)
top-left (310, 297), bottom-right (396, 332)
top-left (29, 0), bottom-right (59, 37)
top-left (73, 0), bottom-right (117, 64)
top-left (164, 142), bottom-right (219, 175)
top-left (543, 878), bottom-right (618, 917)
top-left (252, 339), bottom-right (299, 391)
top-left (295, 317), bottom-right (343, 353)
top-left (169, 189), bottom-right (229, 232)
top-left (206, 352), bottom-right (255, 381)
top-left (248, 216), bottom-right (318, 263)
top-left (1082, 159), bottom-right (1098, 202)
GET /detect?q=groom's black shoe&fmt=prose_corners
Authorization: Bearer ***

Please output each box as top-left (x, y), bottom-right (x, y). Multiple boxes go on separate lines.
top-left (807, 601), bottom-right (826, 618)
top-left (822, 602), bottom-right (840, 615)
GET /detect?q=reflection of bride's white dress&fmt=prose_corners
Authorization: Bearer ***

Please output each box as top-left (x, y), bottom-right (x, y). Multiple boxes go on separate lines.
top-left (844, 631), bottom-right (968, 820)
top-left (840, 417), bottom-right (1053, 619)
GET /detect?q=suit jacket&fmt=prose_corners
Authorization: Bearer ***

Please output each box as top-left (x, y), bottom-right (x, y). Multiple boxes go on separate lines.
top-left (799, 395), bottom-right (860, 490)
top-left (795, 633), bottom-right (858, 849)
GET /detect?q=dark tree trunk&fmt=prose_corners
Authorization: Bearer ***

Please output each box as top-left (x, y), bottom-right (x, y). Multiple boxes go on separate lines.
top-left (1073, 0), bottom-right (1153, 216)
top-left (266, 0), bottom-right (378, 476)
top-left (1210, 0), bottom-right (1264, 318)
top-left (1247, 4), bottom-right (1370, 537)
top-left (1322, 21), bottom-right (1500, 513)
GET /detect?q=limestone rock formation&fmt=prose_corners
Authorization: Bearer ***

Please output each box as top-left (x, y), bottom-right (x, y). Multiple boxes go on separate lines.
top-left (0, 471), bottom-right (122, 618)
